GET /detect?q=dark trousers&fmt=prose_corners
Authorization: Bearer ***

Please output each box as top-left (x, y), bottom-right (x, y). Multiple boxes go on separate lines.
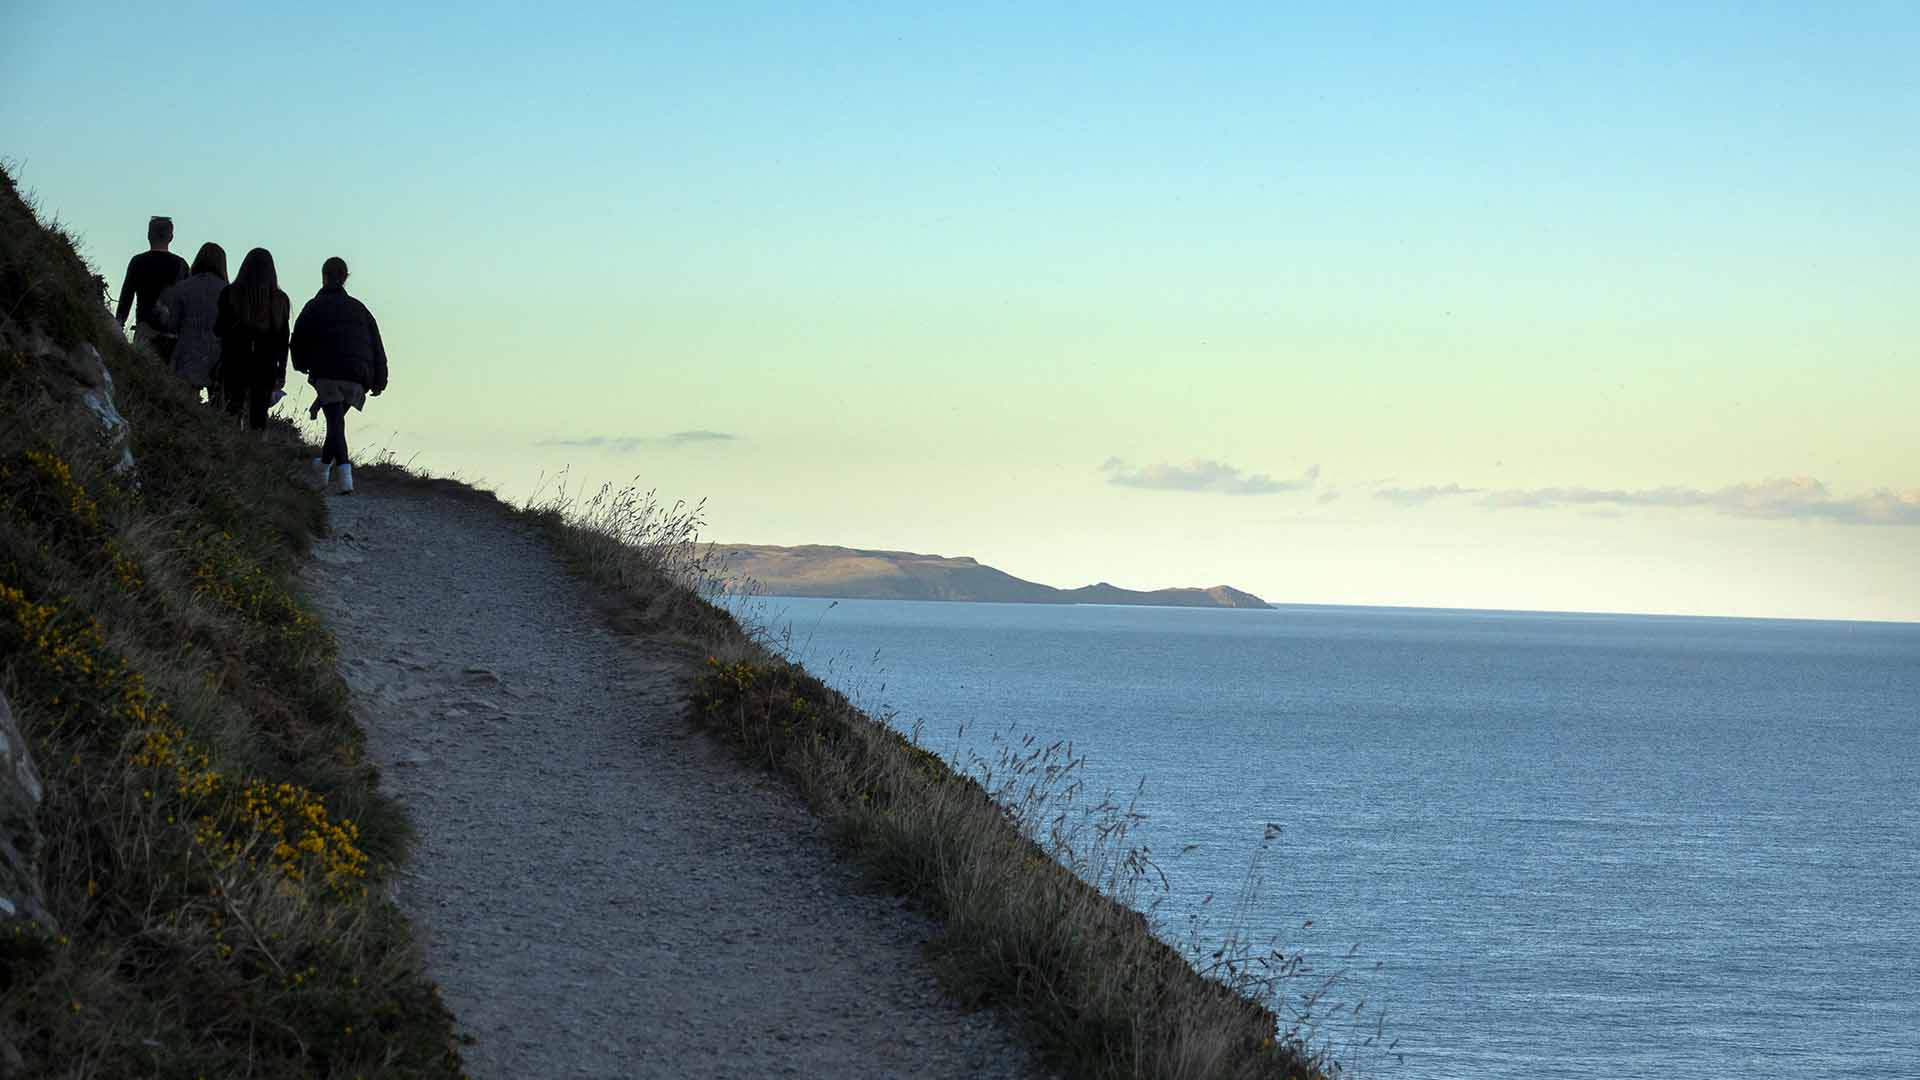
top-left (222, 368), bottom-right (274, 430)
top-left (319, 402), bottom-right (350, 465)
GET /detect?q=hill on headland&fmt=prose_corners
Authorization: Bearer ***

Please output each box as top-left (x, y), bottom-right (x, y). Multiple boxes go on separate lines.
top-left (718, 544), bottom-right (1273, 608)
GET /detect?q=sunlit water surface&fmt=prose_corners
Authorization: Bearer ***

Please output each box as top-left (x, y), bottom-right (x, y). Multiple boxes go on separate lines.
top-left (740, 597), bottom-right (1919, 1079)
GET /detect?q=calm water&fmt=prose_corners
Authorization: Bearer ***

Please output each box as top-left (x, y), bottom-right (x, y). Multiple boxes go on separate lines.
top-left (743, 597), bottom-right (1920, 1079)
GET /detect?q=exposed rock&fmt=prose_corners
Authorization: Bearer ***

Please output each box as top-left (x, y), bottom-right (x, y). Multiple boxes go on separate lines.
top-left (0, 688), bottom-right (56, 933)
top-left (60, 340), bottom-right (136, 477)
top-left (10, 327), bottom-right (138, 478)
top-left (71, 343), bottom-right (135, 474)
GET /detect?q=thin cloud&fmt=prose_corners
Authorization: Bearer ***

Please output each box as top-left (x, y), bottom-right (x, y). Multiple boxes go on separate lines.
top-left (1375, 483), bottom-right (1481, 507)
top-left (664, 429), bottom-right (736, 446)
top-left (1102, 458), bottom-right (1319, 496)
top-left (1381, 475), bottom-right (1920, 526)
top-left (1479, 485), bottom-right (1707, 510)
top-left (535, 430), bottom-right (738, 452)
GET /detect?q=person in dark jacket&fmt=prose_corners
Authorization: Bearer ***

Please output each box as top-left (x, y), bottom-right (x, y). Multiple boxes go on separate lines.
top-left (116, 216), bottom-right (189, 353)
top-left (152, 242), bottom-right (228, 399)
top-left (291, 256), bottom-right (388, 495)
top-left (213, 247), bottom-right (291, 431)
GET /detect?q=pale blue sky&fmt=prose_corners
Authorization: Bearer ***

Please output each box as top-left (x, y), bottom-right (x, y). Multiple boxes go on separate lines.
top-left (6, 2), bottom-right (1916, 619)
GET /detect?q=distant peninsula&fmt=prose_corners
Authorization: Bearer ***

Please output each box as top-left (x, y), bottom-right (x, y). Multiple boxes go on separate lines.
top-left (716, 544), bottom-right (1272, 609)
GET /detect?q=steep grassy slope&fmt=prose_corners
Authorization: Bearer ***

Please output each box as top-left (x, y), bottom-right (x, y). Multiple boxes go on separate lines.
top-left (1, 167), bottom-right (461, 1076)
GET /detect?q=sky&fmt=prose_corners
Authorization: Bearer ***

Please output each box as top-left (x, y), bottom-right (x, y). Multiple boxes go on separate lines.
top-left (5, 2), bottom-right (1916, 621)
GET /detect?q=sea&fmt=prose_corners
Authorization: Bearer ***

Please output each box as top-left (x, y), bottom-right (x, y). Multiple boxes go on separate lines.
top-left (738, 597), bottom-right (1920, 1079)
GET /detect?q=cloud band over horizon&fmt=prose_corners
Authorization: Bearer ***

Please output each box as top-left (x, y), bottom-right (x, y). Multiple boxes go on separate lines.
top-left (535, 430), bottom-right (738, 452)
top-left (1376, 476), bottom-right (1920, 526)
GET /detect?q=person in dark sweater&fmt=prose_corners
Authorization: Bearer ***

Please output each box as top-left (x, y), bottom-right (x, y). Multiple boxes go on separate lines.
top-left (116, 216), bottom-right (189, 352)
top-left (213, 248), bottom-right (291, 431)
top-left (291, 257), bottom-right (388, 494)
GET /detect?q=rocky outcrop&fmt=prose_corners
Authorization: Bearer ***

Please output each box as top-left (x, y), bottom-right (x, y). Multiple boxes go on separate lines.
top-left (65, 342), bottom-right (135, 477)
top-left (15, 330), bottom-right (138, 478)
top-left (0, 689), bottom-right (54, 933)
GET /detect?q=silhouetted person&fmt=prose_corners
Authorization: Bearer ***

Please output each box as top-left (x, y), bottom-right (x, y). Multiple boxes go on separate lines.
top-left (152, 242), bottom-right (228, 399)
top-left (291, 256), bottom-right (387, 495)
top-left (213, 247), bottom-right (290, 431)
top-left (116, 216), bottom-right (189, 353)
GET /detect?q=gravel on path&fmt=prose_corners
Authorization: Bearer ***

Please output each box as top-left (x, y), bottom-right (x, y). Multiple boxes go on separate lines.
top-left (303, 482), bottom-right (1044, 1080)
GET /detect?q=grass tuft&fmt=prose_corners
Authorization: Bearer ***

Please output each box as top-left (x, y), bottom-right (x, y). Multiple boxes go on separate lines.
top-left (518, 469), bottom-right (744, 644)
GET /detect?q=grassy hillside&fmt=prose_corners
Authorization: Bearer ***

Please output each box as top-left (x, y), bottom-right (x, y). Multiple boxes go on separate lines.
top-left (2, 161), bottom-right (1353, 1078)
top-left (1, 167), bottom-right (461, 1076)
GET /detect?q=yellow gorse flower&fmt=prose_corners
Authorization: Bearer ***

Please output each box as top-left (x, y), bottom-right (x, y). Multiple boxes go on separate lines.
top-left (21, 448), bottom-right (102, 529)
top-left (2, 580), bottom-right (368, 895)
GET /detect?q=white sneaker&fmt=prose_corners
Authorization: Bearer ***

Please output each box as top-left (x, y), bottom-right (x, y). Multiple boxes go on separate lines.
top-left (311, 458), bottom-right (333, 487)
top-left (336, 462), bottom-right (355, 495)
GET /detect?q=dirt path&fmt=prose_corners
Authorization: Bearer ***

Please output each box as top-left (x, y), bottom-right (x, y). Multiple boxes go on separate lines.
top-left (302, 482), bottom-right (1042, 1079)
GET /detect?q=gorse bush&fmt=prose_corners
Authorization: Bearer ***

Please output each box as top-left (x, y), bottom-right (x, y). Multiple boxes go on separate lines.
top-left (0, 165), bottom-right (460, 1076)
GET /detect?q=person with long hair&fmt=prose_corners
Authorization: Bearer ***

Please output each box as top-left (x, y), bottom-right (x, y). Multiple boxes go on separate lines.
top-left (152, 242), bottom-right (228, 399)
top-left (291, 256), bottom-right (388, 494)
top-left (213, 247), bottom-right (291, 430)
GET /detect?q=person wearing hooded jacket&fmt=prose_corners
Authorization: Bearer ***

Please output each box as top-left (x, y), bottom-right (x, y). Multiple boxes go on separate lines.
top-left (291, 256), bottom-right (388, 495)
top-left (152, 242), bottom-right (228, 399)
